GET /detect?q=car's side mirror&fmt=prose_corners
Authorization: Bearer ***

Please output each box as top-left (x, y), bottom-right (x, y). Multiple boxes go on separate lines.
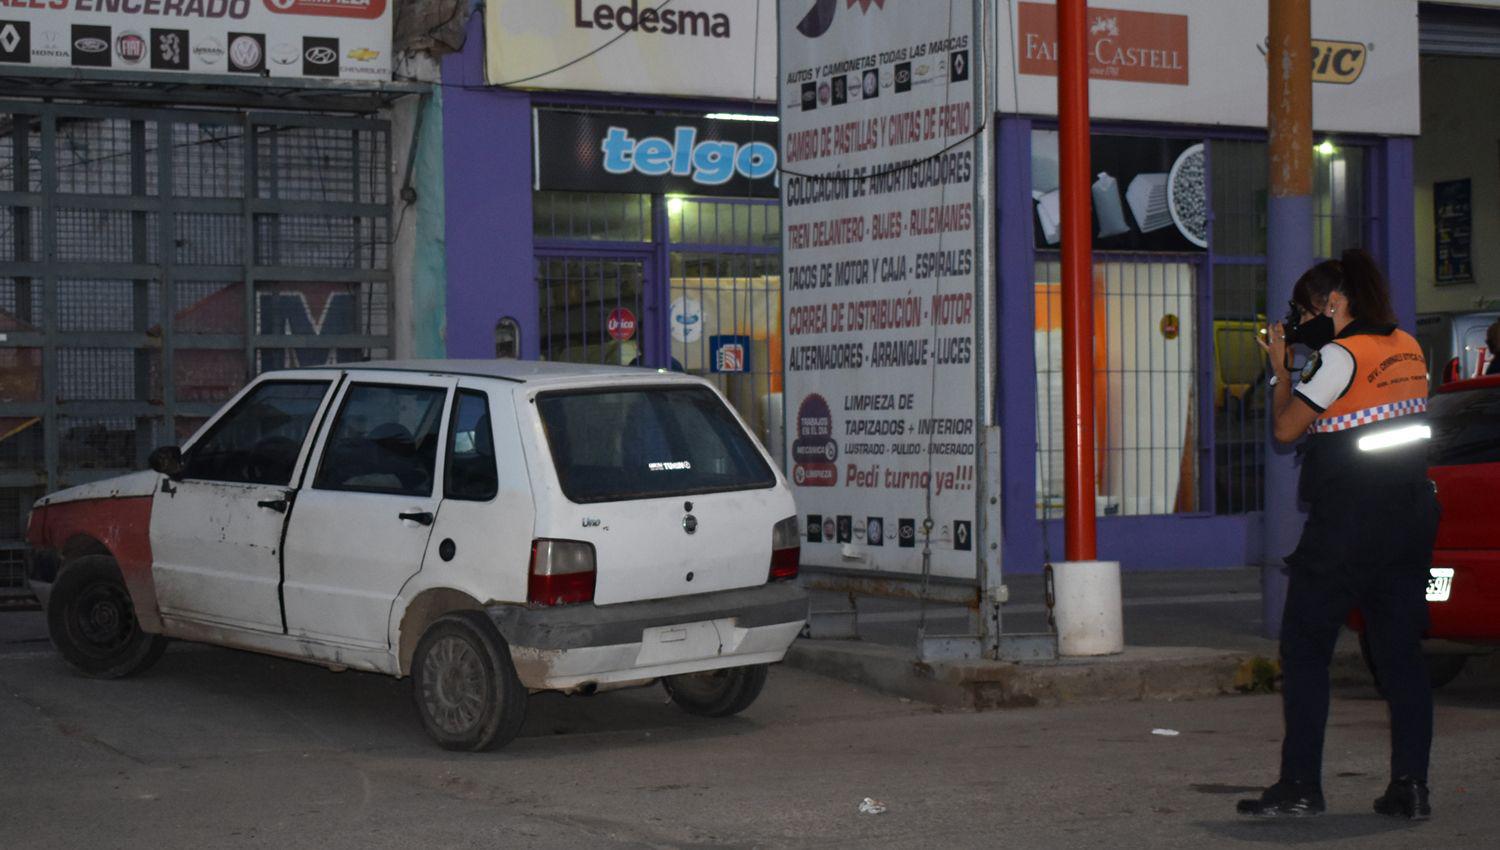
top-left (148, 446), bottom-right (183, 478)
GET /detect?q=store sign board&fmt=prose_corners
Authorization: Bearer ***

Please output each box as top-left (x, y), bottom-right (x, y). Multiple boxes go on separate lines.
top-left (487, 0), bottom-right (776, 101)
top-left (779, 0), bottom-right (983, 579)
top-left (0, 0), bottom-right (391, 80)
top-left (1016, 2), bottom-right (1189, 85)
top-left (535, 110), bottom-right (780, 198)
top-left (995, 0), bottom-right (1419, 135)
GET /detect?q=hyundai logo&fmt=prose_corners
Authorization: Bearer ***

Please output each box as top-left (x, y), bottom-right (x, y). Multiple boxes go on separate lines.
top-left (304, 46), bottom-right (336, 66)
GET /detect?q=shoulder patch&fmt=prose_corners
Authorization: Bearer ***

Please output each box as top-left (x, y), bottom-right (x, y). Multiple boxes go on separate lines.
top-left (1300, 351), bottom-right (1322, 382)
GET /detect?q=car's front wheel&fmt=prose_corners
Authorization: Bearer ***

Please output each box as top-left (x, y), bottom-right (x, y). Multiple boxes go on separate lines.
top-left (662, 664), bottom-right (769, 717)
top-left (411, 612), bottom-right (528, 751)
top-left (47, 555), bottom-right (167, 679)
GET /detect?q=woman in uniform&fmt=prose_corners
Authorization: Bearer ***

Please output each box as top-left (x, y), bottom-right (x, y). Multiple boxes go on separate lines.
top-left (1237, 248), bottom-right (1440, 820)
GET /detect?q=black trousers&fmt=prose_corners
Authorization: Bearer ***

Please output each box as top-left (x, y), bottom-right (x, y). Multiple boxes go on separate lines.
top-left (1279, 566), bottom-right (1433, 785)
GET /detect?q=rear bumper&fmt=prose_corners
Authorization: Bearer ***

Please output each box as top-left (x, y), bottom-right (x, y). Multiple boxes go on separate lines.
top-left (485, 582), bottom-right (808, 691)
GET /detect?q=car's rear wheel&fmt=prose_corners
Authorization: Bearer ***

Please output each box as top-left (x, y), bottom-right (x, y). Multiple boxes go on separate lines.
top-left (47, 555), bottom-right (167, 679)
top-left (662, 664), bottom-right (769, 717)
top-left (412, 612), bottom-right (527, 751)
top-left (1357, 632), bottom-right (1470, 693)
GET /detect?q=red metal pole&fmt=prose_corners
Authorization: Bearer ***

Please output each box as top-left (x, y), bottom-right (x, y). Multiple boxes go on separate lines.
top-left (1058, 0), bottom-right (1097, 561)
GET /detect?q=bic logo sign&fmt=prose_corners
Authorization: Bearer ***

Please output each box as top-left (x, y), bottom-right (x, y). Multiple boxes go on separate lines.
top-left (601, 126), bottom-right (776, 187)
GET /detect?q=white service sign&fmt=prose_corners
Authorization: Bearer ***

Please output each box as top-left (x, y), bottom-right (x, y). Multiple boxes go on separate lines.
top-left (487, 0), bottom-right (777, 101)
top-left (995, 0), bottom-right (1420, 135)
top-left (0, 0), bottom-right (391, 81)
top-left (780, 0), bottom-right (983, 578)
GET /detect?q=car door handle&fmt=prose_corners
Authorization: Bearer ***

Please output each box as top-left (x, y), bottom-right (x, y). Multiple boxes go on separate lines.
top-left (257, 498), bottom-right (288, 513)
top-left (399, 511), bottom-right (434, 526)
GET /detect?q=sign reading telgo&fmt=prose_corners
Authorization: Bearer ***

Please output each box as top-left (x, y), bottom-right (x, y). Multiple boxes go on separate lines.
top-left (0, 0), bottom-right (390, 79)
top-left (536, 110), bottom-right (779, 199)
top-left (779, 0), bottom-right (984, 579)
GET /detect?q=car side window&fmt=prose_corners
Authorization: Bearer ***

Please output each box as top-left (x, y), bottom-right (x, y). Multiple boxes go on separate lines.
top-left (313, 384), bottom-right (448, 497)
top-left (445, 390), bottom-right (498, 501)
top-left (180, 381), bottom-right (330, 486)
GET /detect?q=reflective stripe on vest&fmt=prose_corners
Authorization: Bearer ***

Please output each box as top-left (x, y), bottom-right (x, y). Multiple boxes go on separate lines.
top-left (1313, 397), bottom-right (1426, 433)
top-left (1311, 329), bottom-right (1428, 434)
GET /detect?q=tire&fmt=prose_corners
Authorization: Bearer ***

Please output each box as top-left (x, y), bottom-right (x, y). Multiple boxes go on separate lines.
top-left (46, 555), bottom-right (167, 679)
top-left (1357, 632), bottom-right (1469, 693)
top-left (411, 611), bottom-right (527, 751)
top-left (662, 664), bottom-right (769, 718)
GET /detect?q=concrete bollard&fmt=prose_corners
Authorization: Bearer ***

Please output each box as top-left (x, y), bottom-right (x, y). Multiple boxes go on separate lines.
top-left (1053, 560), bottom-right (1124, 656)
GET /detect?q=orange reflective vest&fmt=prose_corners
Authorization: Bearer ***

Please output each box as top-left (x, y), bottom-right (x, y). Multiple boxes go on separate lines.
top-left (1312, 329), bottom-right (1428, 434)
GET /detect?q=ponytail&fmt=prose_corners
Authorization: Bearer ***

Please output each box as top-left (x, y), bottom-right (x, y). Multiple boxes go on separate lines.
top-left (1338, 248), bottom-right (1396, 325)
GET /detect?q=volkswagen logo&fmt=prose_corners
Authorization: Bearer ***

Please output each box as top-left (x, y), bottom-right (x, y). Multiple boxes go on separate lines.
top-left (229, 34), bottom-right (262, 70)
top-left (304, 45), bottom-right (336, 66)
top-left (74, 37), bottom-right (107, 53)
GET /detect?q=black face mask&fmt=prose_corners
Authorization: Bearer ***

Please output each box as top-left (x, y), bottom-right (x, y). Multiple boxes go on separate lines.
top-left (1294, 314), bottom-right (1336, 350)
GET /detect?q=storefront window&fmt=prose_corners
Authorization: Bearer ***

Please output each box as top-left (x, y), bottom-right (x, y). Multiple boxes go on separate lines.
top-left (533, 191), bottom-right (652, 242)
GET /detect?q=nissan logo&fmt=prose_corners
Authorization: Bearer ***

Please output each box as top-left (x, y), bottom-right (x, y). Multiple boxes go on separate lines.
top-left (74, 37), bottom-right (107, 53)
top-left (304, 46), bottom-right (336, 66)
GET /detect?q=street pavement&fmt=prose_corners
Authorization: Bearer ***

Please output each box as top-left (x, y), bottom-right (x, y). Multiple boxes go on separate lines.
top-left (2, 607), bottom-right (1497, 849)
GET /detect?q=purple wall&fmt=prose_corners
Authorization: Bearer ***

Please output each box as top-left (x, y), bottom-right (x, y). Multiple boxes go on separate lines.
top-left (441, 15), bottom-right (538, 359)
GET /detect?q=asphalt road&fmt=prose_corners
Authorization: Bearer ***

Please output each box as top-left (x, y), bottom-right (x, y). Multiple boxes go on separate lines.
top-left (2, 611), bottom-right (1497, 849)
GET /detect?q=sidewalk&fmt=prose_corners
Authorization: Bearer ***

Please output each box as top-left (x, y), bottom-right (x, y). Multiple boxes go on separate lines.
top-left (785, 566), bottom-right (1375, 709)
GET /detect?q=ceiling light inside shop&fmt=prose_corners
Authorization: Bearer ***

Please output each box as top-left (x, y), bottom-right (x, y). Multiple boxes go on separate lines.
top-left (1315, 140), bottom-right (1337, 156)
top-left (667, 197), bottom-right (685, 216)
top-left (705, 113), bottom-right (779, 122)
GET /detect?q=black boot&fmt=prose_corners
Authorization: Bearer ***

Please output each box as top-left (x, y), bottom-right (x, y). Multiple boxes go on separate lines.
top-left (1373, 777), bottom-right (1431, 820)
top-left (1237, 781), bottom-right (1327, 817)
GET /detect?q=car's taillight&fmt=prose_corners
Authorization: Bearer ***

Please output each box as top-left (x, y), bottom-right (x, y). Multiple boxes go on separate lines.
top-left (769, 515), bottom-right (800, 581)
top-left (528, 539), bottom-right (596, 606)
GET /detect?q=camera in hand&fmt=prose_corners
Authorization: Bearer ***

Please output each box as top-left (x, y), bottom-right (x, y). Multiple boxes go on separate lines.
top-left (1281, 300), bottom-right (1307, 344)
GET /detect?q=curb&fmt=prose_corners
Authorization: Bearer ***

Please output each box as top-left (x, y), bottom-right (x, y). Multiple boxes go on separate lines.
top-left (784, 638), bottom-right (1373, 710)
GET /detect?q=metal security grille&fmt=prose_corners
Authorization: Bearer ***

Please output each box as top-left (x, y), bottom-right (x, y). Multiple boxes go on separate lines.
top-left (1033, 254), bottom-right (1204, 518)
top-left (668, 197), bottom-right (783, 459)
top-left (536, 256), bottom-right (649, 364)
top-left (0, 102), bottom-right (391, 594)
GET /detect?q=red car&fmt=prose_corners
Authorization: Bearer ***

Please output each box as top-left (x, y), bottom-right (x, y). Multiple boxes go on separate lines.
top-left (1355, 373), bottom-right (1500, 688)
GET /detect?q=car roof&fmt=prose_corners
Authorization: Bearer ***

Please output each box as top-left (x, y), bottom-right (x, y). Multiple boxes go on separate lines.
top-left (1436, 374), bottom-right (1500, 395)
top-left (298, 359), bottom-right (699, 387)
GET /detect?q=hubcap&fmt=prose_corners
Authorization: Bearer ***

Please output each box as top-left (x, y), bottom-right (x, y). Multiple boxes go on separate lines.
top-left (421, 635), bottom-right (488, 735)
top-left (71, 581), bottom-right (134, 656)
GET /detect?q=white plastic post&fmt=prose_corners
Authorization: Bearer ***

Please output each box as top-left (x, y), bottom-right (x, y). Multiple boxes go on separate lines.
top-left (1053, 560), bottom-right (1124, 656)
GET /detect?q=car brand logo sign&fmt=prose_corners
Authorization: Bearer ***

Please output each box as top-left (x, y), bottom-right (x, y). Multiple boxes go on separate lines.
top-left (193, 37), bottom-right (225, 65)
top-left (228, 33), bottom-right (265, 73)
top-left (151, 29), bottom-right (189, 71)
top-left (347, 47), bottom-right (379, 62)
top-left (115, 32), bottom-right (146, 65)
top-left (72, 25), bottom-right (112, 67)
top-left (0, 21), bottom-right (29, 64)
top-left (270, 42), bottom-right (298, 66)
top-left (302, 36), bottom-right (339, 76)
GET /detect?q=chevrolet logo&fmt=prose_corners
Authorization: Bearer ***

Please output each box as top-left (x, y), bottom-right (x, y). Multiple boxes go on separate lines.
top-left (347, 47), bottom-right (379, 62)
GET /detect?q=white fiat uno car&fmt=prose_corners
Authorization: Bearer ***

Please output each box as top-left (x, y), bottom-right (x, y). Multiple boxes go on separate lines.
top-left (25, 361), bottom-right (806, 750)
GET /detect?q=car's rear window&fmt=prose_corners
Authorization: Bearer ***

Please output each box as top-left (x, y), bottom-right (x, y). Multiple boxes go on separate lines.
top-left (1428, 387), bottom-right (1500, 467)
top-left (536, 386), bottom-right (775, 503)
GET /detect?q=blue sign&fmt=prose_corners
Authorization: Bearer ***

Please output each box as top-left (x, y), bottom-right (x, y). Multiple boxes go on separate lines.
top-left (709, 335), bottom-right (751, 373)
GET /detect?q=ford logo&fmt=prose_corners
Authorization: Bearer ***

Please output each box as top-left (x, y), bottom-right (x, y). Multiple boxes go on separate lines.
top-left (304, 46), bottom-right (336, 66)
top-left (75, 37), bottom-right (107, 53)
